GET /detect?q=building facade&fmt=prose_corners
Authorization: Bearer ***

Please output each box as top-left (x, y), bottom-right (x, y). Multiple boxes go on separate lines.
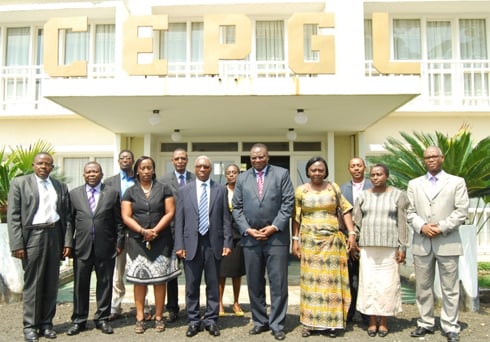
top-left (0, 0), bottom-right (489, 258)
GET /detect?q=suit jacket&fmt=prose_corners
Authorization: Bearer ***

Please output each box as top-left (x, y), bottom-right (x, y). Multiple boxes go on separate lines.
top-left (103, 173), bottom-right (121, 193)
top-left (159, 170), bottom-right (196, 198)
top-left (174, 180), bottom-right (233, 261)
top-left (340, 178), bottom-right (373, 206)
top-left (407, 171), bottom-right (469, 256)
top-left (7, 173), bottom-right (72, 251)
top-left (232, 165), bottom-right (294, 247)
top-left (69, 183), bottom-right (125, 260)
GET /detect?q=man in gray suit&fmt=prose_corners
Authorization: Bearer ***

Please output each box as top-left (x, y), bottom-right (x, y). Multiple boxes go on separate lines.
top-left (7, 152), bottom-right (72, 342)
top-left (104, 149), bottom-right (134, 321)
top-left (159, 147), bottom-right (195, 322)
top-left (67, 162), bottom-right (125, 336)
top-left (407, 146), bottom-right (469, 342)
top-left (340, 157), bottom-right (372, 324)
top-left (175, 156), bottom-right (232, 337)
top-left (232, 143), bottom-right (294, 341)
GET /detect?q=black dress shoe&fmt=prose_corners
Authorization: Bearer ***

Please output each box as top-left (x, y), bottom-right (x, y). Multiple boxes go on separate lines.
top-left (95, 321), bottom-right (113, 334)
top-left (24, 330), bottom-right (39, 342)
top-left (410, 326), bottom-right (435, 337)
top-left (67, 323), bottom-right (86, 336)
top-left (205, 324), bottom-right (220, 337)
top-left (40, 328), bottom-right (57, 339)
top-left (446, 332), bottom-right (459, 342)
top-left (272, 330), bottom-right (286, 340)
top-left (186, 324), bottom-right (201, 337)
top-left (249, 325), bottom-right (269, 335)
top-left (167, 311), bottom-right (178, 323)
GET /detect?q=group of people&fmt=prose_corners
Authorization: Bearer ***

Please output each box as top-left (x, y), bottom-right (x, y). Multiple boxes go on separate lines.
top-left (7, 143), bottom-right (469, 342)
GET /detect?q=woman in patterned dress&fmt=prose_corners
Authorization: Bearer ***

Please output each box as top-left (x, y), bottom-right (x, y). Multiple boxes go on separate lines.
top-left (122, 156), bottom-right (179, 333)
top-left (292, 156), bottom-right (358, 338)
top-left (353, 163), bottom-right (408, 338)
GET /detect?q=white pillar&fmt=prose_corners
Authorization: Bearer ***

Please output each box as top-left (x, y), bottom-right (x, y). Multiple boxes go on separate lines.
top-left (326, 131), bottom-right (335, 180)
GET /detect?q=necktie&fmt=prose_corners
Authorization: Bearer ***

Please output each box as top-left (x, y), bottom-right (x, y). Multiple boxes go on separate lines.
top-left (89, 188), bottom-right (96, 213)
top-left (41, 180), bottom-right (53, 223)
top-left (179, 174), bottom-right (185, 187)
top-left (430, 176), bottom-right (438, 186)
top-left (198, 183), bottom-right (209, 235)
top-left (257, 171), bottom-right (264, 199)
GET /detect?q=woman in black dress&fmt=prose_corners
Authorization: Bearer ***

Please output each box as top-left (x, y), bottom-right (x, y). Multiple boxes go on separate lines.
top-left (218, 164), bottom-right (246, 316)
top-left (121, 156), bottom-right (179, 333)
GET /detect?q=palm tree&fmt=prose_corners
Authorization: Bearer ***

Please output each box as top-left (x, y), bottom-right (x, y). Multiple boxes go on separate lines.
top-left (0, 140), bottom-right (56, 222)
top-left (367, 124), bottom-right (490, 233)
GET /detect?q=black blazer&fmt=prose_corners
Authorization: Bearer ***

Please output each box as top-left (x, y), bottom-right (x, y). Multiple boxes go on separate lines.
top-left (7, 173), bottom-right (72, 251)
top-left (70, 183), bottom-right (124, 260)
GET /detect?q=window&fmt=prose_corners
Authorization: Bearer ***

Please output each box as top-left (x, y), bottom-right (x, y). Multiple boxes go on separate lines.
top-left (64, 29), bottom-right (89, 64)
top-left (459, 19), bottom-right (489, 100)
top-left (63, 157), bottom-right (89, 190)
top-left (393, 19), bottom-right (421, 60)
top-left (95, 24), bottom-right (115, 64)
top-left (364, 19), bottom-right (373, 60)
top-left (427, 21), bottom-right (453, 97)
top-left (303, 24), bottom-right (319, 62)
top-left (256, 20), bottom-right (284, 62)
top-left (158, 22), bottom-right (203, 74)
top-left (5, 27), bottom-right (30, 102)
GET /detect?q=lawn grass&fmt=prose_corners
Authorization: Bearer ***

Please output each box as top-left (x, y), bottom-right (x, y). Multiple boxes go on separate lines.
top-left (479, 262), bottom-right (490, 288)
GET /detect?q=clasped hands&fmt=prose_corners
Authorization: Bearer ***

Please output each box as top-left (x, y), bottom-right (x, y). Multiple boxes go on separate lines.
top-left (141, 227), bottom-right (158, 241)
top-left (247, 225), bottom-right (276, 240)
top-left (421, 223), bottom-right (441, 238)
top-left (176, 248), bottom-right (232, 260)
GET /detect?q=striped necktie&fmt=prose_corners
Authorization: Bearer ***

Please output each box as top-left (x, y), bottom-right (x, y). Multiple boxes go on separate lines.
top-left (198, 183), bottom-right (209, 235)
top-left (41, 180), bottom-right (53, 223)
top-left (89, 187), bottom-right (96, 213)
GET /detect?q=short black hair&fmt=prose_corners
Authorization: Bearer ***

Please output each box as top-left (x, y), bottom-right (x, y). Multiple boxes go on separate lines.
top-left (371, 163), bottom-right (389, 177)
top-left (305, 156), bottom-right (329, 179)
top-left (134, 156), bottom-right (156, 181)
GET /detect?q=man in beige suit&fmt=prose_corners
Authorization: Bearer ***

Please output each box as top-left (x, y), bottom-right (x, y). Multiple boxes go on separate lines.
top-left (407, 146), bottom-right (469, 342)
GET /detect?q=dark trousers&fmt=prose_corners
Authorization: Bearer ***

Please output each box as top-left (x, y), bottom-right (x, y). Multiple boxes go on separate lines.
top-left (72, 248), bottom-right (115, 324)
top-left (243, 243), bottom-right (289, 332)
top-left (183, 234), bottom-right (220, 327)
top-left (166, 271), bottom-right (179, 313)
top-left (22, 228), bottom-right (61, 332)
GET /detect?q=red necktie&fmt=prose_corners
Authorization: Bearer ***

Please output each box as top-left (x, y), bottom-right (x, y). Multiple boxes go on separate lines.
top-left (257, 171), bottom-right (264, 199)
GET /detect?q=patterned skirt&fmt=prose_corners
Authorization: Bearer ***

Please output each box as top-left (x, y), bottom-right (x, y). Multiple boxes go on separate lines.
top-left (299, 230), bottom-right (351, 330)
top-left (126, 236), bottom-right (181, 285)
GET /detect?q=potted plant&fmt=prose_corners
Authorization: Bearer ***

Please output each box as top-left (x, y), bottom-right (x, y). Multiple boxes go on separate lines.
top-left (367, 124), bottom-right (490, 311)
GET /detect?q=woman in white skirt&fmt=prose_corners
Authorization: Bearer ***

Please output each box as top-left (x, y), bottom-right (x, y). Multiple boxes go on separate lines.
top-left (353, 163), bottom-right (409, 338)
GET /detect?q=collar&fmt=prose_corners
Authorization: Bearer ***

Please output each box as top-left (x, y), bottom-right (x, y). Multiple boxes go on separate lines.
top-left (174, 170), bottom-right (186, 179)
top-left (86, 183), bottom-right (102, 193)
top-left (197, 179), bottom-right (210, 187)
top-left (254, 165), bottom-right (269, 176)
top-left (426, 170), bottom-right (444, 180)
top-left (120, 170), bottom-right (134, 181)
top-left (35, 175), bottom-right (51, 185)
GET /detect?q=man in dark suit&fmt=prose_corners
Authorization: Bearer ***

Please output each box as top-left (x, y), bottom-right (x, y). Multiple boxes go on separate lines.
top-left (407, 146), bottom-right (469, 342)
top-left (66, 162), bottom-right (125, 336)
top-left (159, 147), bottom-right (195, 322)
top-left (340, 157), bottom-right (372, 324)
top-left (103, 149), bottom-right (134, 321)
top-left (232, 143), bottom-right (294, 341)
top-left (174, 155), bottom-right (232, 338)
top-left (7, 152), bottom-right (72, 342)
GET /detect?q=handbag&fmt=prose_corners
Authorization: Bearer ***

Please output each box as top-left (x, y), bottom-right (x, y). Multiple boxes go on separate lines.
top-left (330, 182), bottom-right (348, 237)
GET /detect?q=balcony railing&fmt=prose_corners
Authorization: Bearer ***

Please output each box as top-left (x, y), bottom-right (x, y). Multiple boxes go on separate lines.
top-left (1, 60), bottom-right (490, 113)
top-left (365, 59), bottom-right (490, 109)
